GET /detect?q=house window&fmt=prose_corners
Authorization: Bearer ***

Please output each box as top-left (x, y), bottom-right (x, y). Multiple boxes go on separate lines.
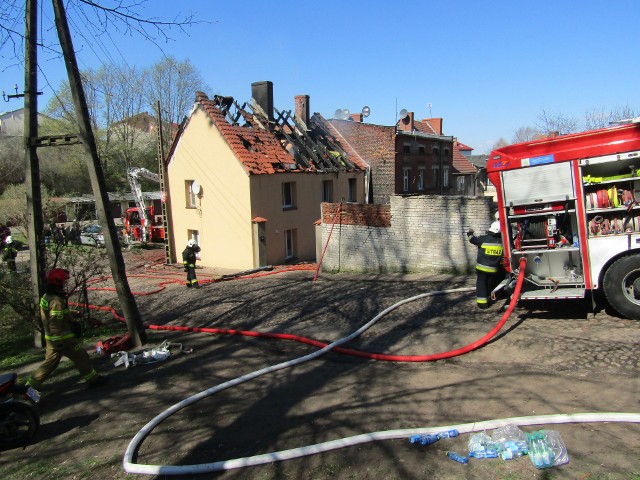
top-left (187, 229), bottom-right (200, 258)
top-left (457, 176), bottom-right (465, 192)
top-left (282, 182), bottom-right (296, 209)
top-left (185, 180), bottom-right (197, 208)
top-left (284, 229), bottom-right (296, 259)
top-left (432, 166), bottom-right (440, 187)
top-left (417, 166), bottom-right (426, 191)
top-left (418, 145), bottom-right (425, 155)
top-left (403, 143), bottom-right (411, 154)
top-left (443, 148), bottom-right (450, 161)
top-left (443, 166), bottom-right (450, 188)
top-left (322, 180), bottom-right (333, 202)
top-left (348, 178), bottom-right (357, 202)
top-left (403, 167), bottom-right (411, 192)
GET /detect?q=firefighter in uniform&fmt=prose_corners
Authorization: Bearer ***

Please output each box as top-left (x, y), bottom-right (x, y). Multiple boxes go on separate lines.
top-left (467, 220), bottom-right (504, 309)
top-left (1, 235), bottom-right (18, 272)
top-left (27, 268), bottom-right (107, 390)
top-left (182, 239), bottom-right (201, 288)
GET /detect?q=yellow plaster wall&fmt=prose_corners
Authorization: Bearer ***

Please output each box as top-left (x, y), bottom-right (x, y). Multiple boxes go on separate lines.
top-left (250, 171), bottom-right (363, 265)
top-left (167, 108), bottom-right (254, 270)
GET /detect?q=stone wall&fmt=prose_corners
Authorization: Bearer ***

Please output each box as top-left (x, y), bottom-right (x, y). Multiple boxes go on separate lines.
top-left (319, 195), bottom-right (495, 273)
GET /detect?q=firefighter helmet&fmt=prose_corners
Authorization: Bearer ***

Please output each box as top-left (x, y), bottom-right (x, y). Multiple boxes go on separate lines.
top-left (488, 221), bottom-right (501, 234)
top-left (187, 239), bottom-right (197, 248)
top-left (47, 268), bottom-right (70, 287)
top-left (4, 235), bottom-right (12, 243)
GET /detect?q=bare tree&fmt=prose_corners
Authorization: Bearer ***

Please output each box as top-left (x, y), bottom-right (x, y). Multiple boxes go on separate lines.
top-left (488, 137), bottom-right (508, 152)
top-left (2, 1), bottom-right (202, 67)
top-left (512, 126), bottom-right (542, 144)
top-left (145, 56), bottom-right (210, 147)
top-left (536, 108), bottom-right (579, 136)
top-left (584, 105), bottom-right (638, 130)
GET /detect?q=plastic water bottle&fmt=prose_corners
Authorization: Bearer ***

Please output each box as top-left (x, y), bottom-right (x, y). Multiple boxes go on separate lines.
top-left (409, 434), bottom-right (439, 445)
top-left (446, 451), bottom-right (468, 464)
top-left (469, 450), bottom-right (498, 459)
top-left (437, 429), bottom-right (459, 439)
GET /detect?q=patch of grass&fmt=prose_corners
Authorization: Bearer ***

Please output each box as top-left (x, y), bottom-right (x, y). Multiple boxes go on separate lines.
top-left (0, 308), bottom-right (41, 370)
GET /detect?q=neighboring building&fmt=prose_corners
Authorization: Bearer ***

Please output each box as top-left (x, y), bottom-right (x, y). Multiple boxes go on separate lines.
top-left (111, 111), bottom-right (180, 136)
top-left (452, 140), bottom-right (483, 196)
top-left (330, 112), bottom-right (481, 203)
top-left (165, 81), bottom-right (367, 270)
top-left (0, 108), bottom-right (52, 137)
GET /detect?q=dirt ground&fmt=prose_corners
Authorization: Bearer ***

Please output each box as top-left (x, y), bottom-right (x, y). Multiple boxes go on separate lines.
top-left (1, 248), bottom-right (639, 480)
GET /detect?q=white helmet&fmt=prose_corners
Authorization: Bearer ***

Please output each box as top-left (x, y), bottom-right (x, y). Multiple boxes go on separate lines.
top-left (488, 221), bottom-right (501, 234)
top-left (187, 239), bottom-right (197, 248)
top-left (5, 235), bottom-right (12, 243)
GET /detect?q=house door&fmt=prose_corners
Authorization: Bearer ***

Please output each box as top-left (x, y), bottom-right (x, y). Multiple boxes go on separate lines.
top-left (252, 221), bottom-right (267, 267)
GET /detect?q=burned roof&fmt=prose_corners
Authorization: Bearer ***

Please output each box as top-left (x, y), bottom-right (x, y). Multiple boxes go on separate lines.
top-left (169, 92), bottom-right (365, 175)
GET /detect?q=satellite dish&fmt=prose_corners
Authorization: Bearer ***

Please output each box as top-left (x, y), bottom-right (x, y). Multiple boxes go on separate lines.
top-left (362, 106), bottom-right (371, 118)
top-left (341, 109), bottom-right (350, 120)
top-left (399, 109), bottom-right (408, 120)
top-left (191, 181), bottom-right (201, 195)
top-left (334, 109), bottom-right (343, 119)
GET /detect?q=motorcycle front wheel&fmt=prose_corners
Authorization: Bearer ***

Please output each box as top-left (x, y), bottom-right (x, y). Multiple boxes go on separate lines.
top-left (0, 401), bottom-right (40, 450)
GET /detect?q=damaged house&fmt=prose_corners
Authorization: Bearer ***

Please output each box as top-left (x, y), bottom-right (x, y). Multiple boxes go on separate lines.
top-left (165, 81), bottom-right (367, 270)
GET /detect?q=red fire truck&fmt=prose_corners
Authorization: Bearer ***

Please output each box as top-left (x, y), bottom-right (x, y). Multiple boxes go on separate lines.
top-left (487, 119), bottom-right (640, 319)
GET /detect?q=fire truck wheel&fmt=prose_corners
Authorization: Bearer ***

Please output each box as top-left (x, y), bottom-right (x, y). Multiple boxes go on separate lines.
top-left (603, 255), bottom-right (640, 320)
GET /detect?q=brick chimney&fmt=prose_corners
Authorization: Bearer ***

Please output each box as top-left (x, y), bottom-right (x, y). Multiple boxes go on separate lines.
top-left (424, 118), bottom-right (443, 135)
top-left (251, 81), bottom-right (274, 121)
top-left (399, 111), bottom-right (415, 132)
top-left (294, 94), bottom-right (310, 126)
top-left (349, 113), bottom-right (363, 123)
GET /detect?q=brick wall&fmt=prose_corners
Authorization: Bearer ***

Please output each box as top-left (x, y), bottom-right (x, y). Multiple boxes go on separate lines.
top-left (319, 195), bottom-right (494, 273)
top-left (328, 119), bottom-right (395, 204)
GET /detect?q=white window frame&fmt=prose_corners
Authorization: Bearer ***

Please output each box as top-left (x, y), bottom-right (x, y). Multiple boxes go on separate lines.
top-left (322, 180), bottom-right (333, 203)
top-left (284, 229), bottom-right (295, 259)
top-left (457, 176), bottom-right (465, 192)
top-left (443, 166), bottom-right (450, 188)
top-left (417, 166), bottom-right (425, 191)
top-left (403, 167), bottom-right (411, 192)
top-left (282, 182), bottom-right (296, 209)
top-left (432, 166), bottom-right (440, 187)
top-left (348, 178), bottom-right (357, 202)
top-left (186, 180), bottom-right (197, 208)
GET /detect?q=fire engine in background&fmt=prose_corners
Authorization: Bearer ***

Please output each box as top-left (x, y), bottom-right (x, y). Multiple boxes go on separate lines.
top-left (125, 167), bottom-right (165, 243)
top-left (488, 118), bottom-right (640, 319)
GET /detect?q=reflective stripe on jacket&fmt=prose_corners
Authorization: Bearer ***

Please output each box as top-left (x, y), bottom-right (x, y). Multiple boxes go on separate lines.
top-left (469, 233), bottom-right (503, 273)
top-left (40, 292), bottom-right (75, 342)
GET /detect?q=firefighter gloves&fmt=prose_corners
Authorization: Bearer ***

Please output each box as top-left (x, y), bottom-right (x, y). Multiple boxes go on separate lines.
top-left (466, 230), bottom-right (474, 237)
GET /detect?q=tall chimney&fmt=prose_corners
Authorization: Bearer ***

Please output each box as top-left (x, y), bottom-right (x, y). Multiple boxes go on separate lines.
top-left (425, 118), bottom-right (443, 135)
top-left (294, 94), bottom-right (310, 126)
top-left (251, 81), bottom-right (274, 121)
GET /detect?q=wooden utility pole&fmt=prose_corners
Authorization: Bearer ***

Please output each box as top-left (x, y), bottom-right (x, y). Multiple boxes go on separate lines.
top-left (51, 0), bottom-right (147, 346)
top-left (24, 0), bottom-right (46, 346)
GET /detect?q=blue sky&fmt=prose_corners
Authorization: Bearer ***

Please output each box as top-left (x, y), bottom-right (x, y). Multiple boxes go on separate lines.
top-left (2, 0), bottom-right (639, 153)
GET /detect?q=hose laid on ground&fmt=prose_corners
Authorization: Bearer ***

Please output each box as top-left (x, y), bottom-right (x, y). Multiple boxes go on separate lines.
top-left (125, 412), bottom-right (640, 475)
top-left (123, 259), bottom-right (536, 474)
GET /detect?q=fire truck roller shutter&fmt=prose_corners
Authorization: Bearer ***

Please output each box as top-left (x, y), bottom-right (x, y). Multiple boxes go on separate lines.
top-left (602, 254), bottom-right (640, 320)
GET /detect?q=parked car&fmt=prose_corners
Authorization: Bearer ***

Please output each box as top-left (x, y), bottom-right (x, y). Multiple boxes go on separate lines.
top-left (78, 224), bottom-right (105, 247)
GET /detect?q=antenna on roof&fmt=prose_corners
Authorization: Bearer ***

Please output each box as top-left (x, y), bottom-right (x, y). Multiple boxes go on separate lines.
top-left (428, 103), bottom-right (432, 117)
